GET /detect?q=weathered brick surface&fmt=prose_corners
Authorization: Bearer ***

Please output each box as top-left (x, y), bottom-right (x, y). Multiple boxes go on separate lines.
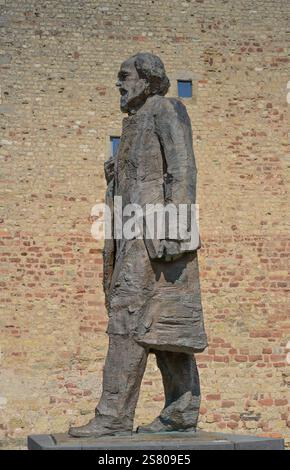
top-left (0, 0), bottom-right (289, 449)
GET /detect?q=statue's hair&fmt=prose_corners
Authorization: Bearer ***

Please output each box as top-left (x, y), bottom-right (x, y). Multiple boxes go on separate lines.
top-left (132, 52), bottom-right (170, 96)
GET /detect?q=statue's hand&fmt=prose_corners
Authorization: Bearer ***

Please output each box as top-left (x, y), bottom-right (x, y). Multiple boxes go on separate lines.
top-left (104, 157), bottom-right (115, 183)
top-left (157, 240), bottom-right (183, 262)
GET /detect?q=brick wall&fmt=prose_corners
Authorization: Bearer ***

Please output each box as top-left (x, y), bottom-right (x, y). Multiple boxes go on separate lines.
top-left (0, 0), bottom-right (289, 449)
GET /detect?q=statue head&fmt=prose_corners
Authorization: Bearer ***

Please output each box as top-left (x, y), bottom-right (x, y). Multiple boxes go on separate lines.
top-left (116, 52), bottom-right (170, 114)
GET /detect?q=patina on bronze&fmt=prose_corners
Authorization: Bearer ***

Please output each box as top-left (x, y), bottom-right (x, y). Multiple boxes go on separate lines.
top-left (69, 53), bottom-right (207, 438)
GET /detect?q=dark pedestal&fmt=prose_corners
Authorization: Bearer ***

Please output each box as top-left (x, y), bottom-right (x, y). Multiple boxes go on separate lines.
top-left (27, 430), bottom-right (284, 450)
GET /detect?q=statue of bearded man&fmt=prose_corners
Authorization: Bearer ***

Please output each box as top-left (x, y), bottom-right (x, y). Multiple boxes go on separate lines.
top-left (69, 52), bottom-right (207, 438)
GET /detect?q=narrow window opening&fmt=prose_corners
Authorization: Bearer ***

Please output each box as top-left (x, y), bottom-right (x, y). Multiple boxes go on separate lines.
top-left (177, 80), bottom-right (192, 98)
top-left (110, 136), bottom-right (120, 158)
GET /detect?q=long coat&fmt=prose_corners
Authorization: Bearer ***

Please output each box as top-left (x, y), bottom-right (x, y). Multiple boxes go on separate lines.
top-left (102, 95), bottom-right (207, 354)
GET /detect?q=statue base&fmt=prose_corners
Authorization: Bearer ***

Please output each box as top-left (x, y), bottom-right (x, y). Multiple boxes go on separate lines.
top-left (27, 430), bottom-right (284, 450)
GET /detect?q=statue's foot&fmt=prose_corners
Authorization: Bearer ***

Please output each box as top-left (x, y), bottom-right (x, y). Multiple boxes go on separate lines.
top-left (136, 416), bottom-right (196, 434)
top-left (68, 415), bottom-right (132, 438)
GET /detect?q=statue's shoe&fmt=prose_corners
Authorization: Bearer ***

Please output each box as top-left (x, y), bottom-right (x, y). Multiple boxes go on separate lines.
top-left (68, 416), bottom-right (132, 438)
top-left (136, 416), bottom-right (196, 434)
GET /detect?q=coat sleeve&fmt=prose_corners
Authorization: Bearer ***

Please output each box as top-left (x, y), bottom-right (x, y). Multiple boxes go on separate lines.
top-left (151, 98), bottom-right (201, 256)
top-left (102, 157), bottom-right (115, 309)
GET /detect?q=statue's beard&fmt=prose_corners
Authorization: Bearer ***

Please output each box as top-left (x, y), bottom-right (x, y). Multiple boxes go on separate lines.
top-left (119, 87), bottom-right (148, 114)
top-left (120, 90), bottom-right (129, 112)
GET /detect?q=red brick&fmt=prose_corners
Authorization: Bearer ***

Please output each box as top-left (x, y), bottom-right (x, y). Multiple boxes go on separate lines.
top-left (235, 355), bottom-right (248, 362)
top-left (206, 394), bottom-right (221, 401)
top-left (222, 400), bottom-right (235, 408)
top-left (274, 399), bottom-right (288, 406)
top-left (227, 421), bottom-right (239, 430)
top-left (259, 399), bottom-right (273, 406)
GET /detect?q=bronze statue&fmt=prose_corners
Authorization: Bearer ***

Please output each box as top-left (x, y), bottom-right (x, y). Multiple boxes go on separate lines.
top-left (69, 52), bottom-right (207, 438)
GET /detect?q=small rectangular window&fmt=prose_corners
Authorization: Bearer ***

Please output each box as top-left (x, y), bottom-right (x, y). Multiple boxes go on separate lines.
top-left (177, 80), bottom-right (192, 98)
top-left (110, 136), bottom-right (120, 158)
